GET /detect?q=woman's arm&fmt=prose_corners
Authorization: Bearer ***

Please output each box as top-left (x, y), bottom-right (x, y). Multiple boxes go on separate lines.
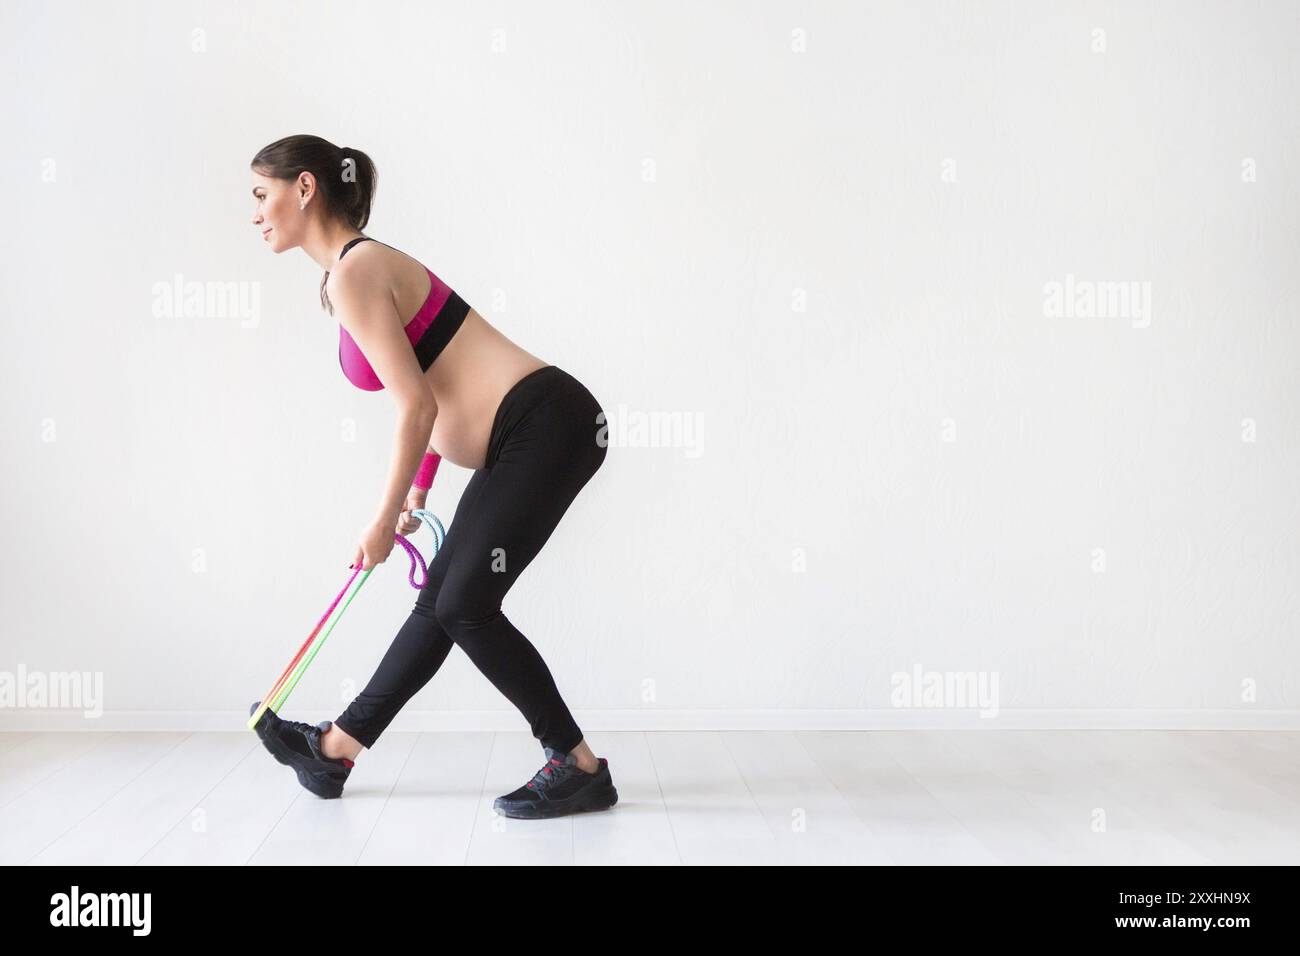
top-left (329, 262), bottom-right (438, 528)
top-left (375, 407), bottom-right (437, 523)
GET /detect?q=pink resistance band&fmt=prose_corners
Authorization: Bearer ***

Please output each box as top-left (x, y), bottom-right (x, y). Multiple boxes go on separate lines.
top-left (413, 451), bottom-right (441, 489)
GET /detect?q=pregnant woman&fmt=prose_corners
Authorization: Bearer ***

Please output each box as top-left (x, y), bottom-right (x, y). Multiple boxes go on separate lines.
top-left (245, 134), bottom-right (616, 820)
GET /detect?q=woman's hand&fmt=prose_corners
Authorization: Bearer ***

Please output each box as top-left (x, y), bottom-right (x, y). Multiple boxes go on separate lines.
top-left (350, 517), bottom-right (397, 572)
top-left (396, 485), bottom-right (428, 536)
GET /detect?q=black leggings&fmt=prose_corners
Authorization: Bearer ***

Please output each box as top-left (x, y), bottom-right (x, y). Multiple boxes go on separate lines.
top-left (333, 365), bottom-right (607, 754)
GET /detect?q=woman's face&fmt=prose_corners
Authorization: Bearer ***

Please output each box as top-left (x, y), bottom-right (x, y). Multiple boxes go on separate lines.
top-left (250, 169), bottom-right (311, 253)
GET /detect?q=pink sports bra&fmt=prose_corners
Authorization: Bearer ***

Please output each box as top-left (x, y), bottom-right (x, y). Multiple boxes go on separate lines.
top-left (335, 237), bottom-right (471, 391)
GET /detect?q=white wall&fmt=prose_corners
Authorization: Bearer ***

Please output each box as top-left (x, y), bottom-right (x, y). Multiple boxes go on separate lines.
top-left (1, 1), bottom-right (1296, 731)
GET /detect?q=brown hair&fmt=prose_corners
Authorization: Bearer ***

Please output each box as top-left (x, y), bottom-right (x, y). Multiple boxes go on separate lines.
top-left (250, 134), bottom-right (378, 314)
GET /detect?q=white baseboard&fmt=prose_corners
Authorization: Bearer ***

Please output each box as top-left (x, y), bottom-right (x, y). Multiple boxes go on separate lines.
top-left (1, 708), bottom-right (1297, 732)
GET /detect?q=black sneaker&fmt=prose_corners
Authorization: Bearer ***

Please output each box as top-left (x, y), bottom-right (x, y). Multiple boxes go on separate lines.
top-left (248, 700), bottom-right (354, 799)
top-left (492, 746), bottom-right (619, 820)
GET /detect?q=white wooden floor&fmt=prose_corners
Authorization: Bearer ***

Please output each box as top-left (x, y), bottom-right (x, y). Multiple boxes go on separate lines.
top-left (1, 730), bottom-right (1296, 865)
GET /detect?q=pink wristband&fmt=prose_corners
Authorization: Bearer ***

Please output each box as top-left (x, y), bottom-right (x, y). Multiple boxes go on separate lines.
top-left (413, 451), bottom-right (441, 490)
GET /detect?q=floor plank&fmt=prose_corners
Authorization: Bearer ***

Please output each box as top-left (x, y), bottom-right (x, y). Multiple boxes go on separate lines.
top-left (646, 732), bottom-right (779, 865)
top-left (2, 733), bottom-right (189, 865)
top-left (31, 733), bottom-right (258, 865)
top-left (356, 732), bottom-right (490, 865)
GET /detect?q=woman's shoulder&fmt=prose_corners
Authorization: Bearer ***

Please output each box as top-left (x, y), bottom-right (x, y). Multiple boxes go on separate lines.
top-left (339, 238), bottom-right (433, 279)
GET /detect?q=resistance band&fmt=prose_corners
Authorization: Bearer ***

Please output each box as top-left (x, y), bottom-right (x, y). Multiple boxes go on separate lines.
top-left (247, 510), bottom-right (448, 731)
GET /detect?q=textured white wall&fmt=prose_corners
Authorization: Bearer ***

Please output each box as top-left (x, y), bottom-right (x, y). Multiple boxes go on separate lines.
top-left (1, 1), bottom-right (1296, 731)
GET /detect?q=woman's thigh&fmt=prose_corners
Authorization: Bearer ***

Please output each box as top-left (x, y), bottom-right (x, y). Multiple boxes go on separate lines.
top-left (434, 388), bottom-right (607, 625)
top-left (413, 466), bottom-right (491, 614)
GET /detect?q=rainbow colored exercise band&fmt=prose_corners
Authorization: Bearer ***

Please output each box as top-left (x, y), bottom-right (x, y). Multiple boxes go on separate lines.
top-left (247, 509), bottom-right (447, 732)
top-left (248, 509), bottom-right (447, 729)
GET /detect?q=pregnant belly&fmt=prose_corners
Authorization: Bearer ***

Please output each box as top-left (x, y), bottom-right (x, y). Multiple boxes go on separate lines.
top-left (422, 310), bottom-right (549, 471)
top-left (429, 398), bottom-right (493, 471)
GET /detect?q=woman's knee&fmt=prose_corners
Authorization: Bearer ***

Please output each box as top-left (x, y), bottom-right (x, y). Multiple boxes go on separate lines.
top-left (432, 585), bottom-right (501, 638)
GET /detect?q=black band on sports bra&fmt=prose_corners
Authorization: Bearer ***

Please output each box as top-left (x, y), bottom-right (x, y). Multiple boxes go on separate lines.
top-left (339, 236), bottom-right (376, 259)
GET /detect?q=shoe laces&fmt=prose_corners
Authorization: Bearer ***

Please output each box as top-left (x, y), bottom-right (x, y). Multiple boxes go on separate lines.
top-left (262, 707), bottom-right (323, 738)
top-left (525, 756), bottom-right (570, 791)
top-left (279, 716), bottom-right (317, 738)
top-left (272, 713), bottom-right (332, 754)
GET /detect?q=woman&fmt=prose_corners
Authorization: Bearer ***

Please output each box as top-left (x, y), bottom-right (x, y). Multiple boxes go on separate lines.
top-left (245, 134), bottom-right (616, 820)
